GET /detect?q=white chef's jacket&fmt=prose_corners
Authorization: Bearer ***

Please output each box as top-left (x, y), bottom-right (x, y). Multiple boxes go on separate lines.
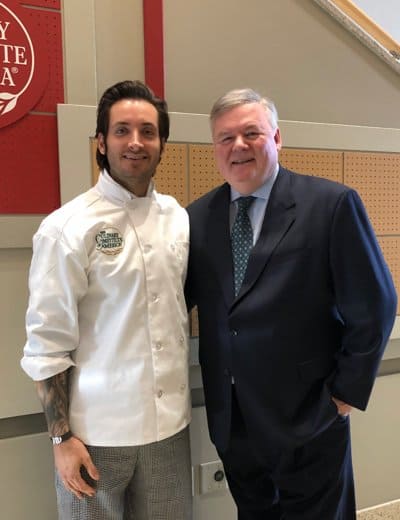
top-left (21, 170), bottom-right (191, 446)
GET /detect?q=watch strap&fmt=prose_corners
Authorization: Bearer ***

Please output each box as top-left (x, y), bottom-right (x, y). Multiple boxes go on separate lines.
top-left (51, 430), bottom-right (73, 445)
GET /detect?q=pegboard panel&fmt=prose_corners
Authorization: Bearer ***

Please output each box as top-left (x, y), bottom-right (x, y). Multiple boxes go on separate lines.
top-left (378, 237), bottom-right (400, 315)
top-left (0, 114), bottom-right (60, 213)
top-left (155, 143), bottom-right (188, 206)
top-left (344, 152), bottom-right (400, 235)
top-left (189, 144), bottom-right (221, 202)
top-left (190, 308), bottom-right (199, 338)
top-left (23, 0), bottom-right (60, 7)
top-left (0, 1), bottom-right (63, 214)
top-left (90, 138), bottom-right (100, 185)
top-left (280, 148), bottom-right (343, 183)
top-left (24, 7), bottom-right (64, 112)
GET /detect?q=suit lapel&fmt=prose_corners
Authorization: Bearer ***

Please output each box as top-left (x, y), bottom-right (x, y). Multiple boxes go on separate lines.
top-left (236, 168), bottom-right (296, 302)
top-left (205, 184), bottom-right (236, 305)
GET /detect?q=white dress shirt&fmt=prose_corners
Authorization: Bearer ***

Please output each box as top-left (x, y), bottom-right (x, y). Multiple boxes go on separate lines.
top-left (21, 170), bottom-right (191, 446)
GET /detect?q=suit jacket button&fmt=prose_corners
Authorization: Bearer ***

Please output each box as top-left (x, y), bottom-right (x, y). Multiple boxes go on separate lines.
top-left (231, 329), bottom-right (238, 336)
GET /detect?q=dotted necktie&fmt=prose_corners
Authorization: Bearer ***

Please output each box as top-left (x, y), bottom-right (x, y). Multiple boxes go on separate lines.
top-left (231, 196), bottom-right (255, 296)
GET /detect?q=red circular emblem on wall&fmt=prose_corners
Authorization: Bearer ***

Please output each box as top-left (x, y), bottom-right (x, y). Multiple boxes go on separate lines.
top-left (0, 1), bottom-right (48, 128)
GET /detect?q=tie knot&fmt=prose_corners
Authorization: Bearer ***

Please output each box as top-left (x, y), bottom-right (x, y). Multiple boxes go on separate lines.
top-left (237, 196), bottom-right (255, 213)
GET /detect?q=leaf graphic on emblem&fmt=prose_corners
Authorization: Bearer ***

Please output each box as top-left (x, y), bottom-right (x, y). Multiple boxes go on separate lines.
top-left (0, 3), bottom-right (36, 127)
top-left (0, 93), bottom-right (18, 116)
top-left (0, 93), bottom-right (15, 100)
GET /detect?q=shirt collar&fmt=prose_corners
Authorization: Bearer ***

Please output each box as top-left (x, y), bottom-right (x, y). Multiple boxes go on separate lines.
top-left (96, 169), bottom-right (155, 203)
top-left (230, 163), bottom-right (279, 202)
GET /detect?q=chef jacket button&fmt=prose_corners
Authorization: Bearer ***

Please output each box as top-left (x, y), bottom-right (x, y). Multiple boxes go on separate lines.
top-left (144, 244), bottom-right (152, 253)
top-left (180, 384), bottom-right (186, 391)
top-left (179, 336), bottom-right (184, 344)
top-left (155, 341), bottom-right (162, 350)
top-left (157, 390), bottom-right (163, 398)
top-left (152, 293), bottom-right (159, 302)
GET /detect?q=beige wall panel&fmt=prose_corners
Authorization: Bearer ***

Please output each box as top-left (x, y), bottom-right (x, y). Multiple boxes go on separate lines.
top-left (0, 215), bottom-right (43, 249)
top-left (155, 144), bottom-right (189, 207)
top-left (378, 237), bottom-right (400, 315)
top-left (280, 121), bottom-right (400, 153)
top-left (62, 0), bottom-right (144, 105)
top-left (94, 0), bottom-right (144, 100)
top-left (280, 148), bottom-right (344, 183)
top-left (0, 434), bottom-right (57, 519)
top-left (189, 144), bottom-right (221, 202)
top-left (62, 0), bottom-right (97, 105)
top-left (190, 407), bottom-right (236, 517)
top-left (0, 249), bottom-right (42, 418)
top-left (163, 0), bottom-right (400, 129)
top-left (344, 152), bottom-right (400, 235)
top-left (57, 104), bottom-right (95, 205)
top-left (351, 373), bottom-right (400, 508)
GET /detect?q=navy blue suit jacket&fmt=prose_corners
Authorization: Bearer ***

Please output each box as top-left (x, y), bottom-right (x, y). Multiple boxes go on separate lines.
top-left (186, 167), bottom-right (397, 454)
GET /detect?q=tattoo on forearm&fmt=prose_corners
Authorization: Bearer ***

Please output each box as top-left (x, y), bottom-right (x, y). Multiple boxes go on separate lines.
top-left (35, 371), bottom-right (70, 436)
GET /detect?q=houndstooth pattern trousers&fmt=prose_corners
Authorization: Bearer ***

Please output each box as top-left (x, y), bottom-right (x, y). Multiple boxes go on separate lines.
top-left (55, 426), bottom-right (192, 520)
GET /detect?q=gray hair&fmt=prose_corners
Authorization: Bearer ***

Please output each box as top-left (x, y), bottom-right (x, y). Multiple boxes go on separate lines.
top-left (210, 88), bottom-right (279, 131)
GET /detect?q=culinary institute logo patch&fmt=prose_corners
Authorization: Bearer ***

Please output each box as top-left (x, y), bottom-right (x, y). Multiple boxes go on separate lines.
top-left (0, 1), bottom-right (48, 128)
top-left (95, 228), bottom-right (125, 255)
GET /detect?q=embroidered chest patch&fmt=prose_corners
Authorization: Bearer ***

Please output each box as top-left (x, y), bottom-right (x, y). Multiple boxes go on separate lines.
top-left (95, 228), bottom-right (124, 255)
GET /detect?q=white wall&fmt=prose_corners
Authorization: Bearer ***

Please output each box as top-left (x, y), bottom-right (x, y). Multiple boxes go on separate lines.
top-left (163, 0), bottom-right (400, 128)
top-left (60, 0), bottom-right (400, 129)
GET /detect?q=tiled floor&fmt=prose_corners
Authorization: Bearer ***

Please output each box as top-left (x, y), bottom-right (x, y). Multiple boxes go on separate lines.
top-left (357, 500), bottom-right (400, 519)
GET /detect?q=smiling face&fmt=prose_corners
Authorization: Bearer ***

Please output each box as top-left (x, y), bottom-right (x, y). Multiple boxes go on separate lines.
top-left (212, 102), bottom-right (282, 195)
top-left (97, 98), bottom-right (163, 196)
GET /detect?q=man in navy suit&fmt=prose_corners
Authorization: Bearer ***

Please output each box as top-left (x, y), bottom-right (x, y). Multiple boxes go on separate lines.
top-left (185, 88), bottom-right (397, 519)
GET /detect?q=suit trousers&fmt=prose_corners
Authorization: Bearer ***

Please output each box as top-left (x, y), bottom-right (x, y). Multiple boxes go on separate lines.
top-left (55, 426), bottom-right (192, 520)
top-left (219, 389), bottom-right (356, 520)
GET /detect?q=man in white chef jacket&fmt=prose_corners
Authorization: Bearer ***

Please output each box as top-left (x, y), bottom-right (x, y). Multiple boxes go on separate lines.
top-left (21, 80), bottom-right (192, 520)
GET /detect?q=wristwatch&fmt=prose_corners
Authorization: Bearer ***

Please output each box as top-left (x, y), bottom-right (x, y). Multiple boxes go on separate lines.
top-left (50, 431), bottom-right (73, 445)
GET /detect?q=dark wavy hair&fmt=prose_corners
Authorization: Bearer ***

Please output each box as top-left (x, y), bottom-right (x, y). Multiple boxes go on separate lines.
top-left (95, 80), bottom-right (169, 171)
